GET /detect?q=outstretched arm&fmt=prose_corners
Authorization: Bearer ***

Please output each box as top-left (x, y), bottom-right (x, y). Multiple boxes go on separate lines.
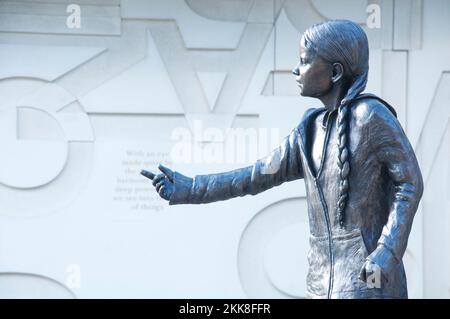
top-left (142, 127), bottom-right (304, 205)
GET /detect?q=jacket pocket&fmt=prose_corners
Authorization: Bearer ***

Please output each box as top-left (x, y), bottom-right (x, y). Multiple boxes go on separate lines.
top-left (306, 234), bottom-right (330, 297)
top-left (307, 229), bottom-right (370, 297)
top-left (332, 229), bottom-right (371, 294)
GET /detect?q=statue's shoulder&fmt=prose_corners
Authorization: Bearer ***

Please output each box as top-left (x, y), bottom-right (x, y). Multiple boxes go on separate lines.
top-left (350, 93), bottom-right (398, 125)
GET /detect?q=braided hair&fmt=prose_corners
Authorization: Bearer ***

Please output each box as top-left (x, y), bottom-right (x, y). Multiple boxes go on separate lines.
top-left (303, 20), bottom-right (369, 227)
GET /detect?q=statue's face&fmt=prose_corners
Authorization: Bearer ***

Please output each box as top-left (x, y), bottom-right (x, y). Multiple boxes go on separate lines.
top-left (292, 37), bottom-right (333, 98)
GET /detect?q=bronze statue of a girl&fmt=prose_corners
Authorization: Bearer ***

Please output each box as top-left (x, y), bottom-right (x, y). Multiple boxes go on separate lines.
top-left (142, 20), bottom-right (424, 299)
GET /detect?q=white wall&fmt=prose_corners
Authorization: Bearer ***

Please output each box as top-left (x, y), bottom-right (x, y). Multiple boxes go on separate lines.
top-left (0, 0), bottom-right (448, 298)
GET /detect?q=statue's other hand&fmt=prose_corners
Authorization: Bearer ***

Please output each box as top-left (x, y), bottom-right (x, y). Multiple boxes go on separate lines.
top-left (358, 260), bottom-right (388, 289)
top-left (140, 164), bottom-right (174, 201)
top-left (359, 243), bottom-right (398, 289)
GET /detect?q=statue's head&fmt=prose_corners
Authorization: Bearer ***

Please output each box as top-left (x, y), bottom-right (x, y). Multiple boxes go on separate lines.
top-left (292, 20), bottom-right (369, 106)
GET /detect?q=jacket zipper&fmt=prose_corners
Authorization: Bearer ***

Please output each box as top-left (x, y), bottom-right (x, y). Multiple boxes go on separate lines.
top-left (315, 179), bottom-right (334, 299)
top-left (315, 111), bottom-right (334, 299)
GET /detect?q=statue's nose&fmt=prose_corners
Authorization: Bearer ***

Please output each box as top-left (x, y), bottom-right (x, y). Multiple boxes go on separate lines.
top-left (292, 65), bottom-right (300, 76)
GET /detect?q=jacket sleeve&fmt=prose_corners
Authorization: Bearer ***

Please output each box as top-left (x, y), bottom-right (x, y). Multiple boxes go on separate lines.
top-left (367, 104), bottom-right (424, 264)
top-left (169, 127), bottom-right (304, 205)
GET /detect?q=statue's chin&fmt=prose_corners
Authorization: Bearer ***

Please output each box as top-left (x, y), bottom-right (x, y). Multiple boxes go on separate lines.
top-left (298, 86), bottom-right (310, 97)
top-left (299, 90), bottom-right (308, 97)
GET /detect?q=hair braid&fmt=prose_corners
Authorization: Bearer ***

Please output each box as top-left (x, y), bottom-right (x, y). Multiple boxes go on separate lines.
top-left (336, 102), bottom-right (350, 226)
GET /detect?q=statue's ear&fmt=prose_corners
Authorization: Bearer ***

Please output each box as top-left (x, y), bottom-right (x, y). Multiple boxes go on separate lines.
top-left (331, 62), bottom-right (344, 83)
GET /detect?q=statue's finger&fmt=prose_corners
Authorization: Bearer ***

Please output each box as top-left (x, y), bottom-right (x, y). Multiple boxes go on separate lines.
top-left (158, 185), bottom-right (166, 198)
top-left (155, 180), bottom-right (165, 192)
top-left (358, 264), bottom-right (367, 282)
top-left (158, 164), bottom-right (174, 182)
top-left (141, 170), bottom-right (155, 180)
top-left (152, 173), bottom-right (165, 186)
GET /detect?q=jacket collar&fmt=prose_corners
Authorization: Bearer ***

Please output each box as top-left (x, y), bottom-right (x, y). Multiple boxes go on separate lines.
top-left (297, 107), bottom-right (327, 178)
top-left (352, 93), bottom-right (397, 118)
